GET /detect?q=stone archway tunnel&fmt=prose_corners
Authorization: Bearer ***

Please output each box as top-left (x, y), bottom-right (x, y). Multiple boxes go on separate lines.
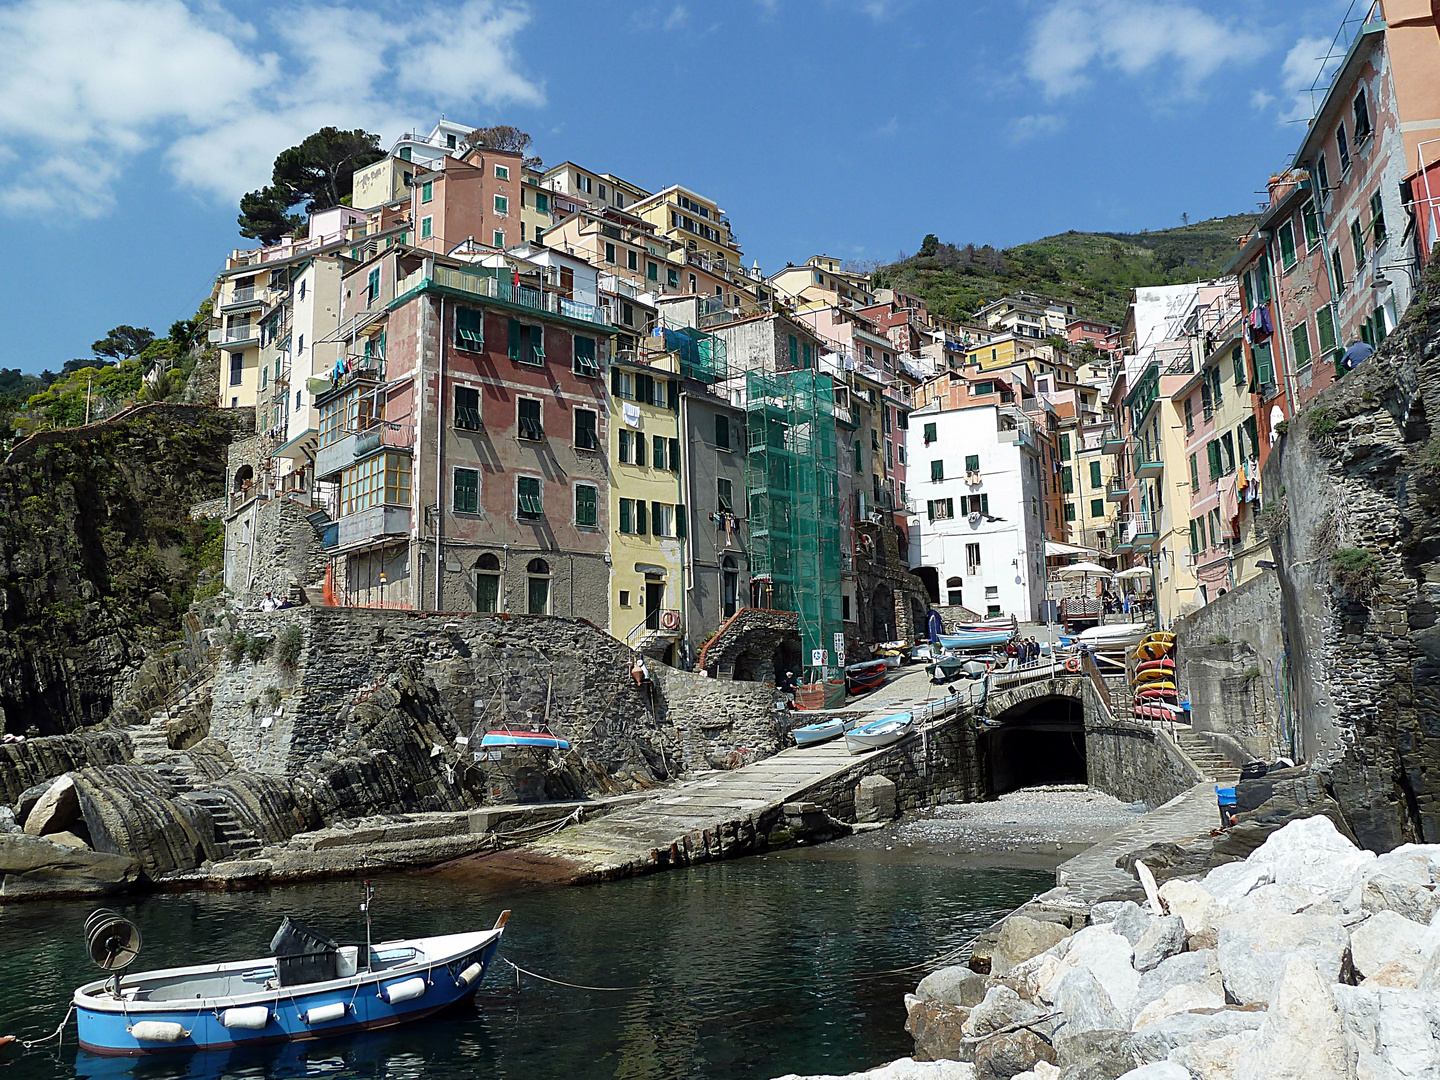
top-left (979, 680), bottom-right (1088, 797)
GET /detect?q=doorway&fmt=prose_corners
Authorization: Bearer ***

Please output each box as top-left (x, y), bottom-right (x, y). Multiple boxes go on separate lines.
top-left (645, 580), bottom-right (665, 630)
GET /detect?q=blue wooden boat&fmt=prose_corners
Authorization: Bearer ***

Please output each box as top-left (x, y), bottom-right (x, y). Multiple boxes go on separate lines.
top-left (936, 630), bottom-right (1011, 652)
top-left (73, 913), bottom-right (509, 1056)
top-left (480, 729), bottom-right (570, 750)
top-left (792, 717), bottom-right (851, 747)
top-left (844, 712), bottom-right (915, 754)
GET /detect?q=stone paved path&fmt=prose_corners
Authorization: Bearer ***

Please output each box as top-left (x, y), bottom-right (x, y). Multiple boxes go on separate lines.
top-left (1053, 780), bottom-right (1220, 901)
top-left (524, 665), bottom-right (957, 876)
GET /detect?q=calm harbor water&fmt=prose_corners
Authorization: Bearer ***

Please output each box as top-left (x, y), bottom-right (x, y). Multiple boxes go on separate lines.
top-left (0, 849), bottom-right (1048, 1080)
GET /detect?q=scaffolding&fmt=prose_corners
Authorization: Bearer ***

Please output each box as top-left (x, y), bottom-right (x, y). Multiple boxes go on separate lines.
top-left (654, 324), bottom-right (728, 383)
top-left (746, 370), bottom-right (843, 696)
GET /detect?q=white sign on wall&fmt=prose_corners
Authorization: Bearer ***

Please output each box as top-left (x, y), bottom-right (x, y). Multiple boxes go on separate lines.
top-left (811, 649), bottom-right (828, 667)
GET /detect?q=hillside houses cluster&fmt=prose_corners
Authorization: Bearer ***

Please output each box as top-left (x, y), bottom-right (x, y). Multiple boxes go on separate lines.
top-left (210, 2), bottom-right (1439, 682)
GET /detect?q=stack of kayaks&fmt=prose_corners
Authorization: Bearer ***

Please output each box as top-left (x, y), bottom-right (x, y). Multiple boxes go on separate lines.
top-left (1131, 632), bottom-right (1178, 720)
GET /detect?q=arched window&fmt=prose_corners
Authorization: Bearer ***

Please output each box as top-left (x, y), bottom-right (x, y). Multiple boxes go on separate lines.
top-left (476, 552), bottom-right (501, 613)
top-left (232, 464), bottom-right (254, 492)
top-left (945, 576), bottom-right (963, 588)
top-left (527, 558), bottom-right (549, 575)
top-left (476, 553), bottom-right (500, 571)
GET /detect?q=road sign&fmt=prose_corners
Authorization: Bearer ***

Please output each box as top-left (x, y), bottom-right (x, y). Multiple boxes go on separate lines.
top-left (833, 633), bottom-right (846, 665)
top-left (811, 649), bottom-right (828, 667)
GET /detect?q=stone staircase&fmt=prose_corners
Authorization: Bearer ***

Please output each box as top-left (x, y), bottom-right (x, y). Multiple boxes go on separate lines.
top-left (1173, 725), bottom-right (1241, 785)
top-left (125, 675), bottom-right (266, 859)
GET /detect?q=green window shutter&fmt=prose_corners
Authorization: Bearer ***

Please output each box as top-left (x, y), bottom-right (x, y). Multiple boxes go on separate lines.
top-left (1058, 433), bottom-right (1071, 460)
top-left (1279, 221), bottom-right (1296, 268)
top-left (611, 365), bottom-right (623, 396)
top-left (635, 500), bottom-right (647, 535)
top-left (981, 494), bottom-right (989, 515)
top-left (1189, 520), bottom-right (1198, 554)
top-left (1207, 441), bottom-right (1221, 479)
top-left (576, 485), bottom-right (597, 527)
top-left (1089, 461), bottom-right (1101, 488)
top-left (675, 504), bottom-right (687, 538)
top-left (930, 460), bottom-right (943, 482)
top-left (667, 379), bottom-right (679, 411)
top-left (927, 500), bottom-right (936, 522)
top-left (635, 435), bottom-right (646, 467)
top-left (669, 438), bottom-right (680, 472)
top-left (802, 342), bottom-right (812, 367)
top-left (1061, 466), bottom-right (1073, 494)
top-left (923, 423), bottom-right (936, 444)
top-left (715, 414), bottom-right (729, 449)
top-left (945, 498), bottom-right (954, 518)
top-left (1232, 346), bottom-right (1245, 386)
top-left (653, 436), bottom-right (665, 469)
top-left (1303, 202), bottom-right (1320, 245)
top-left (1317, 306), bottom-right (1337, 354)
top-left (1064, 502), bottom-right (1076, 522)
top-left (1292, 322), bottom-right (1312, 368)
top-left (619, 499), bottom-right (632, 533)
top-left (529, 326), bottom-right (545, 363)
top-left (854, 442), bottom-right (862, 470)
top-left (1189, 453), bottom-right (1199, 491)
top-left (965, 454), bottom-right (979, 472)
top-left (651, 501), bottom-right (664, 535)
top-left (789, 335), bottom-right (797, 366)
top-left (508, 320), bottom-right (521, 361)
top-left (1092, 498), bottom-right (1105, 518)
top-left (454, 468), bottom-right (478, 513)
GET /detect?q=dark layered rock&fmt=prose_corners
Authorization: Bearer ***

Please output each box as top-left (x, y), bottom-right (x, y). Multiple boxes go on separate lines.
top-left (204, 772), bottom-right (316, 845)
top-left (72, 765), bottom-right (219, 876)
top-left (0, 731), bottom-right (129, 804)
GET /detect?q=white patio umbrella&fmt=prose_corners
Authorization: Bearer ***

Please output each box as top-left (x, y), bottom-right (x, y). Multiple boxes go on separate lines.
top-left (1115, 567), bottom-right (1153, 580)
top-left (1055, 561), bottom-right (1113, 577)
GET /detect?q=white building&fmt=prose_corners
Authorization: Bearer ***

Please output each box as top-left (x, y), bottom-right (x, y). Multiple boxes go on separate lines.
top-left (906, 401), bottom-right (1048, 621)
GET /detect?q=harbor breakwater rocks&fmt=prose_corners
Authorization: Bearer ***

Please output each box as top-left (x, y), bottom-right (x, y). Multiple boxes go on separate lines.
top-left (886, 814), bottom-right (1440, 1080)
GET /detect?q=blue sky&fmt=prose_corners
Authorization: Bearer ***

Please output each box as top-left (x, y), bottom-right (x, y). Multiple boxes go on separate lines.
top-left (0, 0), bottom-right (1351, 374)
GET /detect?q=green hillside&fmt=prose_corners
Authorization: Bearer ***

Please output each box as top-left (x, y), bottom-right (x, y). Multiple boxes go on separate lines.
top-left (874, 214), bottom-right (1258, 328)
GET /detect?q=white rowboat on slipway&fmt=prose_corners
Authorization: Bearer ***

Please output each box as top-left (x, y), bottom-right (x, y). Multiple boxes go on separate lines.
top-left (792, 718), bottom-right (851, 747)
top-left (844, 712), bottom-right (915, 754)
top-left (1075, 622), bottom-right (1150, 647)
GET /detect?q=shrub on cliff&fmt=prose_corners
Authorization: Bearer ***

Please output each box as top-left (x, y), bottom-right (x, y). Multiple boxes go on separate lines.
top-left (1331, 547), bottom-right (1379, 598)
top-left (276, 624), bottom-right (303, 668)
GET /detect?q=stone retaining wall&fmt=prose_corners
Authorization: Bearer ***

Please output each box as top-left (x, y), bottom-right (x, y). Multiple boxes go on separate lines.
top-left (1082, 680), bottom-right (1204, 808)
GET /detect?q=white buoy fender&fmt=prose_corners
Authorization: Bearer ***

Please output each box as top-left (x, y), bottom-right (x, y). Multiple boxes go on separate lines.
top-left (457, 962), bottom-right (483, 987)
top-left (221, 1006), bottom-right (270, 1030)
top-left (381, 976), bottom-right (427, 1004)
top-left (130, 1020), bottom-right (185, 1042)
top-left (303, 1002), bottom-right (347, 1024)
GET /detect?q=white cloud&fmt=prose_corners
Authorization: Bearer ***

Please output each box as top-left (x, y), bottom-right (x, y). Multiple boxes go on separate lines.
top-left (663, 4), bottom-right (689, 30)
top-left (1277, 35), bottom-right (1333, 124)
top-left (1009, 113), bottom-right (1064, 144)
top-left (1250, 89), bottom-right (1276, 111)
top-left (1025, 0), bottom-right (1267, 99)
top-left (0, 0), bottom-right (544, 218)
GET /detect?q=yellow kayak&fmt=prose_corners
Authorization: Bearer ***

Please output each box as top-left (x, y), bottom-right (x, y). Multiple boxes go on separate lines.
top-left (1135, 634), bottom-right (1175, 660)
top-left (1134, 667), bottom-right (1175, 683)
top-left (1134, 680), bottom-right (1177, 695)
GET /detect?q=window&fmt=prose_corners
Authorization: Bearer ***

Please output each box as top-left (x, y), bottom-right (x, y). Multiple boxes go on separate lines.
top-left (508, 320), bottom-right (545, 365)
top-left (229, 353), bottom-right (243, 386)
top-left (1337, 121), bottom-right (1350, 174)
top-left (535, 191), bottom-right (549, 214)
top-left (339, 453), bottom-right (411, 515)
top-left (477, 557), bottom-right (500, 613)
top-left (455, 385), bottom-right (481, 430)
top-left (1220, 432), bottom-right (1236, 474)
top-left (420, 216), bottom-right (433, 240)
top-left (634, 433), bottom-right (646, 467)
top-left (930, 460), bottom-right (944, 482)
top-left (965, 494), bottom-right (990, 516)
top-left (647, 260), bottom-right (658, 282)
top-left (965, 455), bottom-right (980, 473)
top-left (1353, 88), bottom-right (1371, 140)
top-left (1316, 152), bottom-right (1329, 196)
top-left (1065, 502), bottom-right (1077, 522)
top-left (1207, 440), bottom-right (1222, 480)
top-left (668, 267), bottom-right (679, 287)
top-left (651, 435), bottom-right (666, 471)
top-left (492, 230), bottom-right (505, 248)
top-left (575, 408), bottom-right (598, 450)
top-left (715, 413), bottom-right (730, 450)
top-left (1089, 461), bottom-right (1102, 489)
top-left (1278, 220), bottom-right (1297, 270)
top-left (622, 302), bottom-right (634, 327)
top-left (1317, 305), bottom-right (1338, 361)
top-left (1061, 466), bottom-right (1073, 494)
top-left (1189, 453), bottom-right (1199, 492)
top-left (669, 437), bottom-right (681, 472)
top-left (1332, 247), bottom-right (1347, 294)
top-left (455, 307), bottom-right (483, 350)
top-left (420, 181), bottom-right (433, 203)
top-left (927, 498), bottom-right (954, 521)
top-left (1351, 219), bottom-right (1366, 268)
top-left (1189, 519), bottom-right (1200, 555)
top-left (573, 335), bottom-right (599, 376)
top-left (652, 503), bottom-right (673, 537)
top-left (1184, 397), bottom-right (1194, 435)
top-left (604, 242), bottom-right (616, 264)
top-left (526, 558), bottom-right (549, 614)
top-left (1208, 509), bottom-right (1221, 548)
top-left (453, 467), bottom-right (480, 513)
top-left (494, 195), bottom-right (509, 216)
top-left (1091, 498), bottom-right (1105, 518)
top-left (1370, 191), bottom-right (1386, 246)
top-left (620, 590), bottom-right (631, 607)
top-left (575, 484), bottom-right (598, 528)
top-left (1291, 321), bottom-right (1312, 370)
top-left (619, 497), bottom-right (634, 533)
top-left (966, 543), bottom-right (981, 570)
top-left (494, 164), bottom-right (510, 180)
top-left (1253, 340), bottom-right (1275, 389)
top-left (803, 342), bottom-right (812, 368)
top-left (618, 430), bottom-right (633, 463)
top-left (518, 398), bottom-right (543, 440)
top-left (718, 477), bottom-right (733, 513)
top-left (923, 422), bottom-right (936, 445)
top-left (1233, 345), bottom-right (1245, 387)
top-left (517, 476), bottom-right (543, 518)
top-left (367, 268), bottom-right (380, 306)
top-left (1302, 201), bottom-right (1320, 248)
top-left (627, 250), bottom-right (638, 272)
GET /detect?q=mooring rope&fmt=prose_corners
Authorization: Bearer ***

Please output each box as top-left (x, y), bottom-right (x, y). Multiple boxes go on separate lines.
top-left (503, 959), bottom-right (647, 993)
top-left (19, 1004), bottom-right (74, 1051)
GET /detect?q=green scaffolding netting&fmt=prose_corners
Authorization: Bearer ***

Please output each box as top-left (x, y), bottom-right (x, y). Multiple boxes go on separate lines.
top-left (746, 370), bottom-right (843, 691)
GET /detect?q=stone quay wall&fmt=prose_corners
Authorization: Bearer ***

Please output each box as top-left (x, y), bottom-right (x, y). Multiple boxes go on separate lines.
top-left (1082, 679), bottom-right (1205, 809)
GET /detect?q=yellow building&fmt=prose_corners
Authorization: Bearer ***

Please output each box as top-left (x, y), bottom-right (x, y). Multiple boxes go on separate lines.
top-left (608, 345), bottom-right (688, 662)
top-left (768, 254), bottom-right (877, 311)
top-left (520, 165), bottom-right (553, 246)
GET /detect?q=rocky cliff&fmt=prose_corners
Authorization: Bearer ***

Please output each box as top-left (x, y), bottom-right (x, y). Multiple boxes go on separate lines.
top-left (1266, 260), bottom-right (1440, 850)
top-left (0, 404), bottom-right (246, 734)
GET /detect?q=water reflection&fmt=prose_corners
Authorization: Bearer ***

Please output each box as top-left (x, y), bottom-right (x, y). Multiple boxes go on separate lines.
top-left (4, 851), bottom-right (1048, 1080)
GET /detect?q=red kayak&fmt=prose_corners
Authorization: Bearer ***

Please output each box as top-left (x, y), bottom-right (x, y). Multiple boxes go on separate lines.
top-left (1136, 658), bottom-right (1175, 674)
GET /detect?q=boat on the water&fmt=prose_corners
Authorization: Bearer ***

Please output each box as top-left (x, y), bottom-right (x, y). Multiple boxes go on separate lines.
top-left (480, 730), bottom-right (570, 750)
top-left (845, 659), bottom-right (887, 694)
top-left (845, 712), bottom-right (915, 753)
top-left (73, 910), bottom-right (509, 1056)
top-left (792, 717), bottom-right (851, 747)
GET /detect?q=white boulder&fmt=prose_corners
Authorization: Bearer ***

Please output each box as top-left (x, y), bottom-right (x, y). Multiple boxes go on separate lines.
top-left (1168, 1032), bottom-right (1254, 1080)
top-left (1215, 909), bottom-right (1351, 1006)
top-left (1233, 958), bottom-right (1354, 1080)
top-left (1157, 879), bottom-right (1226, 937)
top-left (1133, 916), bottom-right (1187, 973)
top-left (1063, 925), bottom-right (1141, 1017)
top-left (1131, 979), bottom-right (1226, 1032)
top-left (770, 1059), bottom-right (976, 1080)
top-left (1116, 1063), bottom-right (1192, 1080)
top-left (1334, 984), bottom-right (1440, 1080)
top-left (1243, 815), bottom-right (1374, 899)
top-left (1349, 910), bottom-right (1437, 986)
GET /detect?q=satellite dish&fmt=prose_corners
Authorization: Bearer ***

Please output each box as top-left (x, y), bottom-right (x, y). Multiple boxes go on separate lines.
top-left (85, 909), bottom-right (142, 971)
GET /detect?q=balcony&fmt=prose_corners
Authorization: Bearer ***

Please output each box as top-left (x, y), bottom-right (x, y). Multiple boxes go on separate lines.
top-left (400, 266), bottom-right (609, 326)
top-left (315, 422), bottom-right (413, 480)
top-left (209, 324), bottom-right (260, 347)
top-left (1102, 427), bottom-right (1126, 455)
top-left (219, 286), bottom-right (266, 312)
top-left (336, 504), bottom-right (411, 549)
top-left (1128, 512), bottom-right (1159, 546)
top-left (1133, 449), bottom-right (1164, 480)
top-left (1106, 477), bottom-right (1128, 502)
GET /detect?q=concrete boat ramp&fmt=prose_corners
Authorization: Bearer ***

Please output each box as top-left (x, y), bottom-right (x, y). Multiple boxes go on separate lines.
top-left (461, 668), bottom-right (972, 884)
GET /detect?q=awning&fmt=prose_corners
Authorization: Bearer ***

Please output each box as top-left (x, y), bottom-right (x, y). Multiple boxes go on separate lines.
top-left (1045, 541), bottom-right (1103, 558)
top-left (1054, 561), bottom-right (1114, 577)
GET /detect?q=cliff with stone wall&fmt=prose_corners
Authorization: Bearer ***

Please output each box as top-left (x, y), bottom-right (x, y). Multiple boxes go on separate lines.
top-left (1263, 260), bottom-right (1440, 851)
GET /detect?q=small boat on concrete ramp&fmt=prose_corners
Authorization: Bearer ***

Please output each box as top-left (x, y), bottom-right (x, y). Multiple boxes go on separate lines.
top-left (844, 659), bottom-right (888, 694)
top-left (72, 904), bottom-right (509, 1056)
top-left (792, 717), bottom-right (851, 747)
top-left (844, 712), bottom-right (915, 754)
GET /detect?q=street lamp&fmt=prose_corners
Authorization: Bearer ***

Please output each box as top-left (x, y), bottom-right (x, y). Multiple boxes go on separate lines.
top-left (379, 571), bottom-right (387, 609)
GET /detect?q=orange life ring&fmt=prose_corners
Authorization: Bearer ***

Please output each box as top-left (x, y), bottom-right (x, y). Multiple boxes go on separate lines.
top-left (660, 609), bottom-right (681, 631)
top-left (1064, 656), bottom-right (1081, 673)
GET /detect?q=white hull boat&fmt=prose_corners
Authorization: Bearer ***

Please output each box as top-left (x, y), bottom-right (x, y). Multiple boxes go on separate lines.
top-left (845, 712), bottom-right (915, 754)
